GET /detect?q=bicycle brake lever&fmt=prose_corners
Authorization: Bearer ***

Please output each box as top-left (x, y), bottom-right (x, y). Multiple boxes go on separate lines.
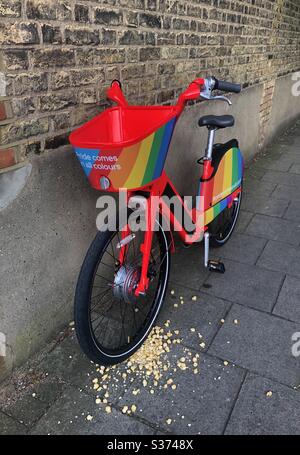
top-left (211, 95), bottom-right (232, 105)
top-left (200, 93), bottom-right (232, 106)
top-left (200, 77), bottom-right (232, 105)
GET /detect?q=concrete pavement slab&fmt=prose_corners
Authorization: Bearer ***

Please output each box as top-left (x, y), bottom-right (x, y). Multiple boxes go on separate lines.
top-left (0, 411), bottom-right (28, 435)
top-left (1, 393), bottom-right (50, 427)
top-left (273, 275), bottom-right (300, 323)
top-left (245, 214), bottom-right (300, 246)
top-left (119, 353), bottom-right (245, 435)
top-left (284, 201), bottom-right (300, 223)
top-left (225, 374), bottom-right (300, 435)
top-left (257, 240), bottom-right (300, 277)
top-left (263, 169), bottom-right (300, 187)
top-left (242, 178), bottom-right (277, 197)
top-left (203, 260), bottom-right (284, 312)
top-left (242, 193), bottom-right (289, 218)
top-left (209, 305), bottom-right (300, 387)
top-left (159, 286), bottom-right (231, 352)
top-left (30, 385), bottom-right (155, 435)
top-left (169, 243), bottom-right (209, 290)
top-left (235, 210), bottom-right (254, 233)
top-left (212, 233), bottom-right (267, 265)
top-left (272, 184), bottom-right (300, 202)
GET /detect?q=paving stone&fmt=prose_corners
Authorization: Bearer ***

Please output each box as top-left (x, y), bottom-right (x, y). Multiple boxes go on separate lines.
top-left (170, 242), bottom-right (209, 290)
top-left (243, 167), bottom-right (266, 181)
top-left (225, 374), bottom-right (300, 435)
top-left (249, 156), bottom-right (293, 172)
top-left (273, 275), bottom-right (300, 323)
top-left (31, 378), bottom-right (66, 405)
top-left (159, 286), bottom-right (231, 352)
top-left (242, 193), bottom-right (289, 218)
top-left (272, 184), bottom-right (300, 202)
top-left (242, 178), bottom-right (277, 197)
top-left (119, 353), bottom-right (245, 435)
top-left (213, 233), bottom-right (267, 265)
top-left (235, 210), bottom-right (254, 233)
top-left (257, 240), bottom-right (300, 277)
top-left (284, 201), bottom-right (300, 223)
top-left (280, 149), bottom-right (300, 163)
top-left (203, 260), bottom-right (284, 312)
top-left (36, 334), bottom-right (129, 402)
top-left (289, 163), bottom-right (300, 174)
top-left (30, 385), bottom-right (155, 435)
top-left (0, 411), bottom-right (28, 435)
top-left (209, 305), bottom-right (300, 387)
top-left (37, 334), bottom-right (97, 392)
top-left (263, 170), bottom-right (300, 187)
top-left (2, 393), bottom-right (50, 427)
top-left (245, 214), bottom-right (300, 246)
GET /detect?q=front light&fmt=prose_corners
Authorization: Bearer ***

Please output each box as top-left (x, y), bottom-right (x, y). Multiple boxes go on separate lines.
top-left (99, 176), bottom-right (110, 190)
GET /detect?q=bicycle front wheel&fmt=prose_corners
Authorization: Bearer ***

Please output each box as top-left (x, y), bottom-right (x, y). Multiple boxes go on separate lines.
top-left (74, 217), bottom-right (171, 365)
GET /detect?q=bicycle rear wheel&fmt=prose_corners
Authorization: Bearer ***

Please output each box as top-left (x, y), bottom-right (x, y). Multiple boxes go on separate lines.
top-left (74, 216), bottom-right (171, 365)
top-left (208, 189), bottom-right (242, 247)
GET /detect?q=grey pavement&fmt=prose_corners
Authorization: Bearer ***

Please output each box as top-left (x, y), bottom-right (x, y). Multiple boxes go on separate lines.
top-left (1, 119), bottom-right (300, 435)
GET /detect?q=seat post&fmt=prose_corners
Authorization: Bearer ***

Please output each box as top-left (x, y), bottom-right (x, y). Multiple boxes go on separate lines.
top-left (205, 127), bottom-right (216, 160)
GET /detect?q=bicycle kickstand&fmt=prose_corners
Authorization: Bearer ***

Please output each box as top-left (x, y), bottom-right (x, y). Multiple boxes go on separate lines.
top-left (204, 232), bottom-right (225, 273)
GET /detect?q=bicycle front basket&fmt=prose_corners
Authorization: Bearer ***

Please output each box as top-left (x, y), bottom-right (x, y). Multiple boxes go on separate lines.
top-left (69, 105), bottom-right (178, 191)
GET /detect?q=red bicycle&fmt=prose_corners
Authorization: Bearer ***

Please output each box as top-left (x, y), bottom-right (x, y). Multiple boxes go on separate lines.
top-left (69, 77), bottom-right (243, 365)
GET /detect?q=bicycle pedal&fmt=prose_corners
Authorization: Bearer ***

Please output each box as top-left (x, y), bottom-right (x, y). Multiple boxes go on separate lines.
top-left (208, 260), bottom-right (225, 273)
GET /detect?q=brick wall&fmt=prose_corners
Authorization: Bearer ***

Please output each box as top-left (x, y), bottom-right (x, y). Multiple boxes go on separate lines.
top-left (0, 0), bottom-right (299, 171)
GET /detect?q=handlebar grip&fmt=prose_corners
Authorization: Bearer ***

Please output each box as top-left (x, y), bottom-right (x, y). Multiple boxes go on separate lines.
top-left (214, 78), bottom-right (241, 93)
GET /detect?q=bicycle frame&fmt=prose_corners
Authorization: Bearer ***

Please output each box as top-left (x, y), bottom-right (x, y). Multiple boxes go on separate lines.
top-left (119, 168), bottom-right (242, 296)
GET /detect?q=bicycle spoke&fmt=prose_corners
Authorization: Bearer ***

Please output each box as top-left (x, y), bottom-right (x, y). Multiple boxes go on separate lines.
top-left (87, 222), bottom-right (168, 352)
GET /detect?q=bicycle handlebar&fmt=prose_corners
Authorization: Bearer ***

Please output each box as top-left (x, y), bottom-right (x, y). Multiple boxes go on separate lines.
top-left (106, 76), bottom-right (242, 112)
top-left (212, 78), bottom-right (241, 94)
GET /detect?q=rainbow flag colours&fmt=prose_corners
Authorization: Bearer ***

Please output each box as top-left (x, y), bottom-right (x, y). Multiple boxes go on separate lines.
top-left (74, 118), bottom-right (176, 190)
top-left (199, 146), bottom-right (243, 223)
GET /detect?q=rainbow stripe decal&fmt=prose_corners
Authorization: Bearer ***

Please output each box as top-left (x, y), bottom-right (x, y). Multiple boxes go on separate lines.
top-left (204, 193), bottom-right (235, 225)
top-left (199, 146), bottom-right (244, 223)
top-left (74, 117), bottom-right (176, 190)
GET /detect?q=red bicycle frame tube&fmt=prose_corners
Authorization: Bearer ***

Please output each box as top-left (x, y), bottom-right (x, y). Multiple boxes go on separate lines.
top-left (117, 170), bottom-right (241, 296)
